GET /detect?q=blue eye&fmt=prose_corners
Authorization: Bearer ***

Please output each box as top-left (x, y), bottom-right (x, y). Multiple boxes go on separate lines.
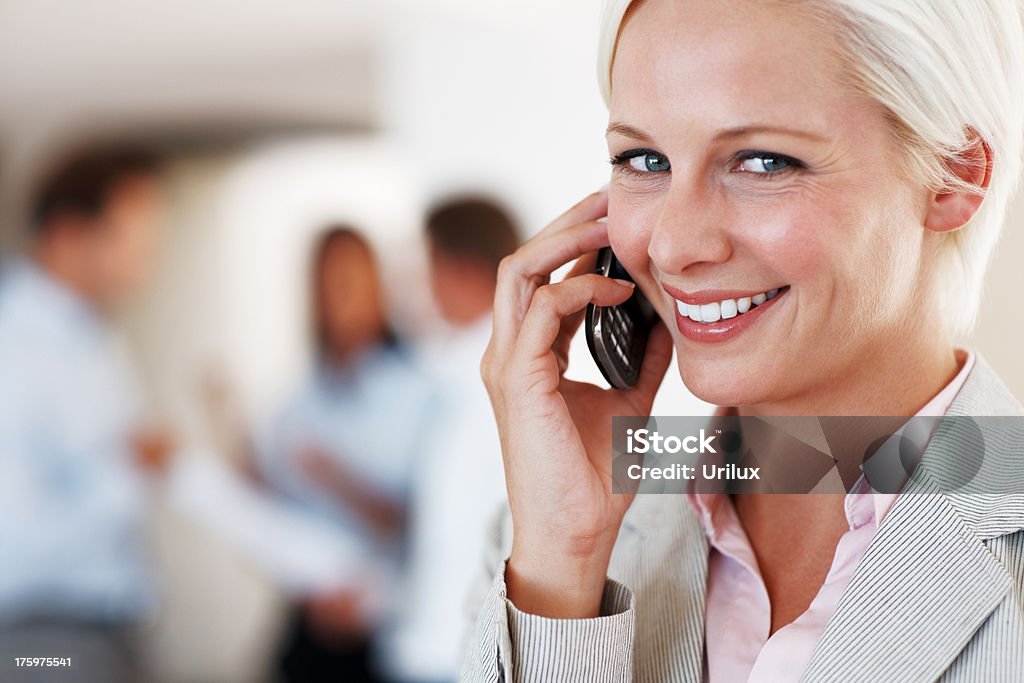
top-left (611, 149), bottom-right (671, 174)
top-left (734, 153), bottom-right (800, 174)
top-left (633, 152), bottom-right (671, 173)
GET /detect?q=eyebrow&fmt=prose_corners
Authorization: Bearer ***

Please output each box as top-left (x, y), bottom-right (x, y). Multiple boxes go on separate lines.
top-left (606, 121), bottom-right (831, 144)
top-left (605, 122), bottom-right (654, 142)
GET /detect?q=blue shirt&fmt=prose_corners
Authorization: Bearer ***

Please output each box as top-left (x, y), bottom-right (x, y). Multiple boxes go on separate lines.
top-left (254, 345), bottom-right (435, 575)
top-left (0, 260), bottom-right (152, 624)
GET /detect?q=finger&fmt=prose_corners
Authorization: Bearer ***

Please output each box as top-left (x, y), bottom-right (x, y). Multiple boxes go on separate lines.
top-left (550, 249), bottom-right (606, 372)
top-left (512, 274), bottom-right (635, 371)
top-left (488, 190), bottom-right (606, 369)
top-left (621, 320), bottom-right (674, 412)
top-left (491, 191), bottom-right (607, 352)
top-left (552, 306), bottom-right (585, 375)
top-left (563, 247), bottom-right (600, 280)
top-left (534, 190), bottom-right (608, 241)
top-left (511, 220), bottom-right (611, 293)
top-left (492, 220), bottom-right (610, 357)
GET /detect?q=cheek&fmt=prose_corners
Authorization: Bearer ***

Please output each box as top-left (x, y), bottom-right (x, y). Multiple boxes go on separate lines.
top-left (606, 189), bottom-right (660, 285)
top-left (736, 190), bottom-right (867, 293)
top-left (745, 204), bottom-right (826, 284)
top-left (744, 191), bottom-right (915, 344)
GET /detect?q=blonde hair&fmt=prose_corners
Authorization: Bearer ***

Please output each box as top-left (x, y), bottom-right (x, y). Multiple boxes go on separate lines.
top-left (598, 0), bottom-right (1024, 335)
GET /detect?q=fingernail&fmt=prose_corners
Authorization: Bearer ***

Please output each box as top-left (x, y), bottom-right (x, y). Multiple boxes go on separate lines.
top-left (612, 278), bottom-right (635, 288)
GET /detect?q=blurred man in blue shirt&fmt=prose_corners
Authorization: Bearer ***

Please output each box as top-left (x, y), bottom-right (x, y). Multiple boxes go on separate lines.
top-left (0, 146), bottom-right (166, 682)
top-left (383, 197), bottom-right (519, 683)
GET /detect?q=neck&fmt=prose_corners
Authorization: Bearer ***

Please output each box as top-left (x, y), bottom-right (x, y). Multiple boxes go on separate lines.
top-left (325, 336), bottom-right (382, 367)
top-left (454, 302), bottom-right (492, 327)
top-left (32, 241), bottom-right (97, 306)
top-left (448, 285), bottom-right (496, 327)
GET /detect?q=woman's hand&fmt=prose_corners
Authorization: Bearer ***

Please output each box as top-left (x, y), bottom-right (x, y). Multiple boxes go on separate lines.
top-left (481, 190), bottom-right (674, 619)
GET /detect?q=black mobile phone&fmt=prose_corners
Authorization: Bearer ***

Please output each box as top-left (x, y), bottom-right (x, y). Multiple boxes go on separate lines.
top-left (585, 247), bottom-right (658, 389)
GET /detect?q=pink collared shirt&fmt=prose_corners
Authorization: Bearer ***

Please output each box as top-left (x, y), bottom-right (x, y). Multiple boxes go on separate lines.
top-left (692, 349), bottom-right (975, 682)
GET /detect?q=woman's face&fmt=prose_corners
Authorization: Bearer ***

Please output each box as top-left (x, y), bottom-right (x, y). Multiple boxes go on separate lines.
top-left (607, 0), bottom-right (938, 409)
top-left (318, 237), bottom-right (387, 358)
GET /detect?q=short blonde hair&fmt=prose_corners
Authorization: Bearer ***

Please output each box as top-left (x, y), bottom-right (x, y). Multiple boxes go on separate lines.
top-left (598, 0), bottom-right (1024, 335)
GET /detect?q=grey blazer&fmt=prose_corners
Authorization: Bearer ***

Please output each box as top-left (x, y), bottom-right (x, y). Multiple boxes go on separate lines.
top-left (461, 356), bottom-right (1024, 682)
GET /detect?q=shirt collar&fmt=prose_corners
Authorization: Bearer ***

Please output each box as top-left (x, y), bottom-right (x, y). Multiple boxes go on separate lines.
top-left (689, 348), bottom-right (975, 535)
top-left (1, 258), bottom-right (104, 335)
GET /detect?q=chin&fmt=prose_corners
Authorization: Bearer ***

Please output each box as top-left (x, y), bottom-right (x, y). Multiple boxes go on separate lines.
top-left (673, 353), bottom-right (774, 409)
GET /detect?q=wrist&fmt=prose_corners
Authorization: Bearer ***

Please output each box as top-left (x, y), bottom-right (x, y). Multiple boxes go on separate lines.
top-left (506, 540), bottom-right (614, 618)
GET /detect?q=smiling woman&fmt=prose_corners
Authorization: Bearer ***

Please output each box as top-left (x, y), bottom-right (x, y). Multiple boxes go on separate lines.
top-left (463, 0), bottom-right (1024, 682)
top-left (601, 0), bottom-right (983, 412)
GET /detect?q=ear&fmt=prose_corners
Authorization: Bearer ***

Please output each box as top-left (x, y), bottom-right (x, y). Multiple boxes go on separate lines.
top-left (923, 130), bottom-right (993, 233)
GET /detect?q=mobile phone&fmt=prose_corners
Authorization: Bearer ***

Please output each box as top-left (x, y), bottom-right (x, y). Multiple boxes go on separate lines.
top-left (585, 247), bottom-right (658, 389)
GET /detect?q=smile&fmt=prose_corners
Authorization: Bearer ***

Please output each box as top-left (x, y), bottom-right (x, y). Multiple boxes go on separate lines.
top-left (675, 287), bottom-right (787, 324)
top-left (663, 284), bottom-right (791, 343)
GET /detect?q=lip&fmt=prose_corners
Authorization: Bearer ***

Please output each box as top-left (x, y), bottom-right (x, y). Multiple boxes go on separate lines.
top-left (668, 285), bottom-right (790, 344)
top-left (662, 284), bottom-right (786, 306)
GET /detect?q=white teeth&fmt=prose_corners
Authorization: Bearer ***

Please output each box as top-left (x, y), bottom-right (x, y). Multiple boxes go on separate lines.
top-left (676, 287), bottom-right (784, 324)
top-left (700, 302), bottom-right (721, 323)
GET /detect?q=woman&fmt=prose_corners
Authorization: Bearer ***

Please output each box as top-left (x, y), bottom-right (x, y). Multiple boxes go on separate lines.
top-left (254, 227), bottom-right (432, 683)
top-left (463, 0), bottom-right (1024, 681)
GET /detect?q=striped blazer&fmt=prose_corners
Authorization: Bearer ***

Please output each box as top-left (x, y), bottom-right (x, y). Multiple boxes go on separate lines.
top-left (461, 356), bottom-right (1024, 682)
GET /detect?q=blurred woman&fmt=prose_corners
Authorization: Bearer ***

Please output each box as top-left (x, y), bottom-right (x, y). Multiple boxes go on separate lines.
top-left (255, 227), bottom-right (432, 683)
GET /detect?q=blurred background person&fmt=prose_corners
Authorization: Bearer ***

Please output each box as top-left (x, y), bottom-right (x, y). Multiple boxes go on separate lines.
top-left (382, 197), bottom-right (519, 683)
top-left (251, 226), bottom-right (433, 683)
top-left (0, 145), bottom-right (169, 682)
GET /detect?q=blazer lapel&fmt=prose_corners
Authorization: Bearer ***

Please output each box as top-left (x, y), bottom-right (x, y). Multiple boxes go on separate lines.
top-left (803, 354), bottom-right (1024, 682)
top-left (801, 477), bottom-right (1012, 682)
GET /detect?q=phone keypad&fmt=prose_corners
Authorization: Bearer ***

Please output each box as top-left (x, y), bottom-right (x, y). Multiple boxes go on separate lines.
top-left (607, 305), bottom-right (644, 371)
top-left (588, 248), bottom-right (657, 388)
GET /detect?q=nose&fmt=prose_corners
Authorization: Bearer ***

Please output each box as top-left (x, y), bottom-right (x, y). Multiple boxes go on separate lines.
top-left (648, 177), bottom-right (733, 277)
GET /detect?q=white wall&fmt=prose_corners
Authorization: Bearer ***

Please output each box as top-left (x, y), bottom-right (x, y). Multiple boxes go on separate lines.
top-left (970, 187), bottom-right (1024, 392)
